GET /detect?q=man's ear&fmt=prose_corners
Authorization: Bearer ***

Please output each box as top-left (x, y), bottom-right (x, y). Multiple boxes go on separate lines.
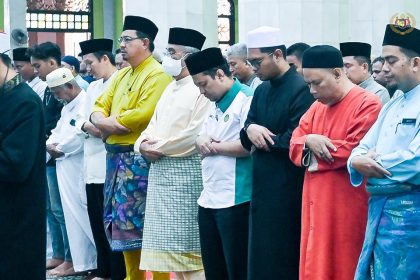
top-left (216, 68), bottom-right (225, 80)
top-left (274, 48), bottom-right (283, 60)
top-left (49, 58), bottom-right (57, 67)
top-left (142, 37), bottom-right (150, 50)
top-left (411, 56), bottom-right (420, 72)
top-left (362, 62), bottom-right (369, 72)
top-left (333, 68), bottom-right (342, 79)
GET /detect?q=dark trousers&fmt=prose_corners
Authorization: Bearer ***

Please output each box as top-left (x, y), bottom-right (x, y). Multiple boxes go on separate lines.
top-left (86, 183), bottom-right (126, 280)
top-left (198, 202), bottom-right (250, 280)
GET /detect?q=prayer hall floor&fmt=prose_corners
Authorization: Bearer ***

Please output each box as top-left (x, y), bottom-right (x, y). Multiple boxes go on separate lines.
top-left (46, 271), bottom-right (178, 279)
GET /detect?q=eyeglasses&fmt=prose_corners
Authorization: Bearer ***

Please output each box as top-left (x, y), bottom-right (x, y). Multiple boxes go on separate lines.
top-left (117, 36), bottom-right (142, 44)
top-left (247, 52), bottom-right (273, 68)
top-left (162, 50), bottom-right (191, 60)
top-left (162, 49), bottom-right (177, 58)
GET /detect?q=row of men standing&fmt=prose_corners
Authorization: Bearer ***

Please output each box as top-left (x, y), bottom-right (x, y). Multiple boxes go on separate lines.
top-left (1, 14), bottom-right (419, 280)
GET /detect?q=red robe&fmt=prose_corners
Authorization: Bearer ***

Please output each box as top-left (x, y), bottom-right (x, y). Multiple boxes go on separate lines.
top-left (289, 86), bottom-right (381, 280)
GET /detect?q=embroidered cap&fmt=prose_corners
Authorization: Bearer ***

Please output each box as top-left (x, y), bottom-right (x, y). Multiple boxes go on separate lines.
top-left (46, 67), bottom-right (74, 88)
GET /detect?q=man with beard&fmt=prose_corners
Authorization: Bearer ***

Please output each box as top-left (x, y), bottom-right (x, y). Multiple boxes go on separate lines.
top-left (348, 24), bottom-right (420, 280)
top-left (240, 26), bottom-right (314, 279)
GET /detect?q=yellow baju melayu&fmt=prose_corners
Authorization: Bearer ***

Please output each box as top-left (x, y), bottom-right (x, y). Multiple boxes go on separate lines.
top-left (92, 55), bottom-right (172, 280)
top-left (93, 55), bottom-right (172, 145)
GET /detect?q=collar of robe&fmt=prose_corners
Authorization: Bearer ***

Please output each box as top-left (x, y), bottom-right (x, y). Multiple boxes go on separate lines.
top-left (270, 66), bottom-right (295, 87)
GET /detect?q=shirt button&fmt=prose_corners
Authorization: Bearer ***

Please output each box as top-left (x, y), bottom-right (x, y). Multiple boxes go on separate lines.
top-left (310, 226), bottom-right (314, 230)
top-left (310, 201), bottom-right (314, 206)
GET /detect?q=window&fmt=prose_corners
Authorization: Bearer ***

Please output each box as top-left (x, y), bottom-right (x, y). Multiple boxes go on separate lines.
top-left (217, 0), bottom-right (235, 51)
top-left (26, 0), bottom-right (92, 33)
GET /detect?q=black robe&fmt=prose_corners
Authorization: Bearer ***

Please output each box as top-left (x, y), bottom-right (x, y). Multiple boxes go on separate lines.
top-left (0, 81), bottom-right (46, 279)
top-left (43, 87), bottom-right (63, 167)
top-left (43, 87), bottom-right (63, 138)
top-left (240, 67), bottom-right (314, 279)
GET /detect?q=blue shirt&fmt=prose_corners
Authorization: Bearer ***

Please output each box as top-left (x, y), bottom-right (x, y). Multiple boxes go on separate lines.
top-left (75, 74), bottom-right (90, 92)
top-left (347, 83), bottom-right (420, 187)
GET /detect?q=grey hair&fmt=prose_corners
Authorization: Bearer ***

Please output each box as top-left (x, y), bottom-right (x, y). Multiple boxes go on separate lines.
top-left (57, 79), bottom-right (80, 90)
top-left (225, 43), bottom-right (247, 60)
top-left (180, 46), bottom-right (200, 55)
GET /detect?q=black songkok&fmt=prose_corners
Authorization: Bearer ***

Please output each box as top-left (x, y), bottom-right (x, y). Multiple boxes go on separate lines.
top-left (340, 42), bottom-right (371, 58)
top-left (12, 47), bottom-right (30, 62)
top-left (79, 39), bottom-right (113, 56)
top-left (168, 27), bottom-right (206, 50)
top-left (123, 16), bottom-right (158, 41)
top-left (382, 24), bottom-right (420, 55)
top-left (302, 45), bottom-right (344, 68)
top-left (185, 47), bottom-right (226, 75)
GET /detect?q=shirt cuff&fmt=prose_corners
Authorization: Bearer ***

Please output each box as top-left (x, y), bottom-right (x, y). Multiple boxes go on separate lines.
top-left (347, 156), bottom-right (364, 187)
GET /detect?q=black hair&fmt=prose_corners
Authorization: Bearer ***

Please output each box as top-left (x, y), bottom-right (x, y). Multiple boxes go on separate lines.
top-left (0, 53), bottom-right (12, 68)
top-left (399, 47), bottom-right (420, 60)
top-left (260, 45), bottom-right (287, 59)
top-left (136, 31), bottom-right (155, 52)
top-left (93, 51), bottom-right (116, 66)
top-left (115, 48), bottom-right (122, 55)
top-left (202, 63), bottom-right (232, 79)
top-left (372, 56), bottom-right (385, 65)
top-left (353, 55), bottom-right (372, 72)
top-left (287, 43), bottom-right (310, 60)
top-left (27, 42), bottom-right (62, 66)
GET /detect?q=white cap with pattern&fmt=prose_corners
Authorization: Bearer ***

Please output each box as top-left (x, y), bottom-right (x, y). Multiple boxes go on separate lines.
top-left (46, 67), bottom-right (74, 88)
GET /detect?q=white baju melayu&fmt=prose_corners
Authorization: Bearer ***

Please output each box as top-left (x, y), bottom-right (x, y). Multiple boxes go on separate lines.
top-left (27, 76), bottom-right (47, 100)
top-left (75, 72), bottom-right (117, 184)
top-left (47, 90), bottom-right (97, 272)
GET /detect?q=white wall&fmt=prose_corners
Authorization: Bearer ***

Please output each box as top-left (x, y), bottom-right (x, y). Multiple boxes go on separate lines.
top-left (4, 0), bottom-right (27, 51)
top-left (238, 0), bottom-right (420, 57)
top-left (123, 0), bottom-right (218, 54)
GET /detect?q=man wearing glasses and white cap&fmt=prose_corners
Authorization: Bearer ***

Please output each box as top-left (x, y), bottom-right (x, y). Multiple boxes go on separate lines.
top-left (239, 26), bottom-right (314, 279)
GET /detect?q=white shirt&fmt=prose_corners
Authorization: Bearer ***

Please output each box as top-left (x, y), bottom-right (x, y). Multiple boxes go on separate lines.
top-left (135, 75), bottom-right (211, 157)
top-left (75, 72), bottom-right (117, 184)
top-left (198, 80), bottom-right (254, 209)
top-left (47, 90), bottom-right (86, 160)
top-left (27, 76), bottom-right (47, 100)
top-left (249, 76), bottom-right (263, 90)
